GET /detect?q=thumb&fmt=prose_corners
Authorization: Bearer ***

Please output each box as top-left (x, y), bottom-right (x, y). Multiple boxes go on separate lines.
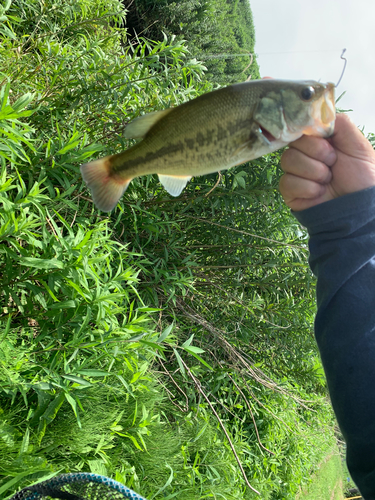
top-left (330, 114), bottom-right (375, 160)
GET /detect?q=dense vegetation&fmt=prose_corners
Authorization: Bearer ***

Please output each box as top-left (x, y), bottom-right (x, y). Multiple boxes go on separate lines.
top-left (0, 0), bottom-right (337, 499)
top-left (124, 0), bottom-right (261, 84)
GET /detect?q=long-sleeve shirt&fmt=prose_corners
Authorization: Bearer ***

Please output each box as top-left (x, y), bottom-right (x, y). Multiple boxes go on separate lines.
top-left (294, 186), bottom-right (375, 500)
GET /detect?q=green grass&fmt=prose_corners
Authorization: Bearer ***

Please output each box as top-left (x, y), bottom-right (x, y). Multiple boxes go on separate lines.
top-left (297, 447), bottom-right (344, 500)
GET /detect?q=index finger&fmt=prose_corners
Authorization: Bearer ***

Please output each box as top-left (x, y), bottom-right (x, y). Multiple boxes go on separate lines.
top-left (280, 146), bottom-right (333, 184)
top-left (286, 135), bottom-right (337, 166)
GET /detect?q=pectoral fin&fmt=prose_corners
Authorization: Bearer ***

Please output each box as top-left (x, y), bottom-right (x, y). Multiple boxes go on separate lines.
top-left (230, 124), bottom-right (273, 164)
top-left (231, 140), bottom-right (253, 159)
top-left (125, 109), bottom-right (173, 139)
top-left (158, 174), bottom-right (192, 196)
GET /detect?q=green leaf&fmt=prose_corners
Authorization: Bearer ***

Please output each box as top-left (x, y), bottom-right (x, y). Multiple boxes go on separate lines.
top-left (20, 257), bottom-right (64, 269)
top-left (37, 392), bottom-right (65, 441)
top-left (150, 464), bottom-right (174, 500)
top-left (76, 369), bottom-right (110, 377)
top-left (181, 334), bottom-right (194, 348)
top-left (62, 374), bottom-right (92, 386)
top-left (12, 93), bottom-right (34, 112)
top-left (64, 392), bottom-right (82, 428)
top-left (172, 348), bottom-right (186, 377)
top-left (157, 322), bottom-right (174, 343)
top-left (0, 468), bottom-right (49, 496)
top-left (183, 345), bottom-right (205, 354)
top-left (0, 24), bottom-right (16, 40)
top-left (49, 300), bottom-right (77, 309)
top-left (186, 351), bottom-right (213, 371)
top-left (123, 433), bottom-right (143, 450)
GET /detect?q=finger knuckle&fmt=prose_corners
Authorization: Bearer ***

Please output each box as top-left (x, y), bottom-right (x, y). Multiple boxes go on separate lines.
top-left (280, 148), bottom-right (298, 171)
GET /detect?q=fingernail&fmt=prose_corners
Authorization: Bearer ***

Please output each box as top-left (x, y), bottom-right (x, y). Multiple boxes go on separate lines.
top-left (326, 151), bottom-right (337, 166)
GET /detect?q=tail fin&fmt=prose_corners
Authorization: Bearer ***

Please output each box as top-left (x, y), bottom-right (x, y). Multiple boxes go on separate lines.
top-left (80, 156), bottom-right (131, 212)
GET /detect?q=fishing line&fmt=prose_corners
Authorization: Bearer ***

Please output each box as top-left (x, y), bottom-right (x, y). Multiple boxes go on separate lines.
top-left (336, 48), bottom-right (347, 87)
top-left (200, 49), bottom-right (343, 58)
top-left (255, 49), bottom-right (345, 55)
top-left (202, 52), bottom-right (252, 59)
top-left (197, 52), bottom-right (254, 76)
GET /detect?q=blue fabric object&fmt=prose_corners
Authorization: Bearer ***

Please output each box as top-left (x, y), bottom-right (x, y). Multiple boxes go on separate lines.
top-left (9, 473), bottom-right (148, 500)
top-left (294, 186), bottom-right (375, 500)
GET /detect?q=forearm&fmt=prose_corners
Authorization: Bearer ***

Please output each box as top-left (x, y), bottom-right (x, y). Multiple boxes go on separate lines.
top-left (294, 186), bottom-right (375, 499)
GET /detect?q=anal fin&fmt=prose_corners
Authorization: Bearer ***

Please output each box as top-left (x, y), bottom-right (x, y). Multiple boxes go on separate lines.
top-left (158, 174), bottom-right (192, 197)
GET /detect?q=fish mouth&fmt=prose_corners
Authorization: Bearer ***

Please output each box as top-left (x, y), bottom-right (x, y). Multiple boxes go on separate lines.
top-left (259, 125), bottom-right (277, 143)
top-left (303, 83), bottom-right (336, 138)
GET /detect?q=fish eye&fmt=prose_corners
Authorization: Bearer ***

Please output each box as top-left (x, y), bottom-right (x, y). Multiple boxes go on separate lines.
top-left (300, 86), bottom-right (315, 101)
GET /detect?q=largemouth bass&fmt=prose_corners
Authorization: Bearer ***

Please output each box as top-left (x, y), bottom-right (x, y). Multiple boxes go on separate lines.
top-left (81, 79), bottom-right (335, 212)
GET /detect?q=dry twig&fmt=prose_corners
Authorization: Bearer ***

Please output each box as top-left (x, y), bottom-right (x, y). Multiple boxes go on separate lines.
top-left (205, 171), bottom-right (222, 197)
top-left (226, 371), bottom-right (275, 456)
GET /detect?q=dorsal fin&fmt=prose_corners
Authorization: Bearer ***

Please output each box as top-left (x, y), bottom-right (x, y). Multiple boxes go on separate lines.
top-left (124, 108), bottom-right (173, 139)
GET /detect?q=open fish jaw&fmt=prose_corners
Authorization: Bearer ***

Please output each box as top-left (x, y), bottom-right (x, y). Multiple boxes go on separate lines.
top-left (303, 83), bottom-right (336, 137)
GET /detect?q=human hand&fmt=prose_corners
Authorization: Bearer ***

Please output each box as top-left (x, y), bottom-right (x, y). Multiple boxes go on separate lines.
top-left (279, 113), bottom-right (375, 211)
